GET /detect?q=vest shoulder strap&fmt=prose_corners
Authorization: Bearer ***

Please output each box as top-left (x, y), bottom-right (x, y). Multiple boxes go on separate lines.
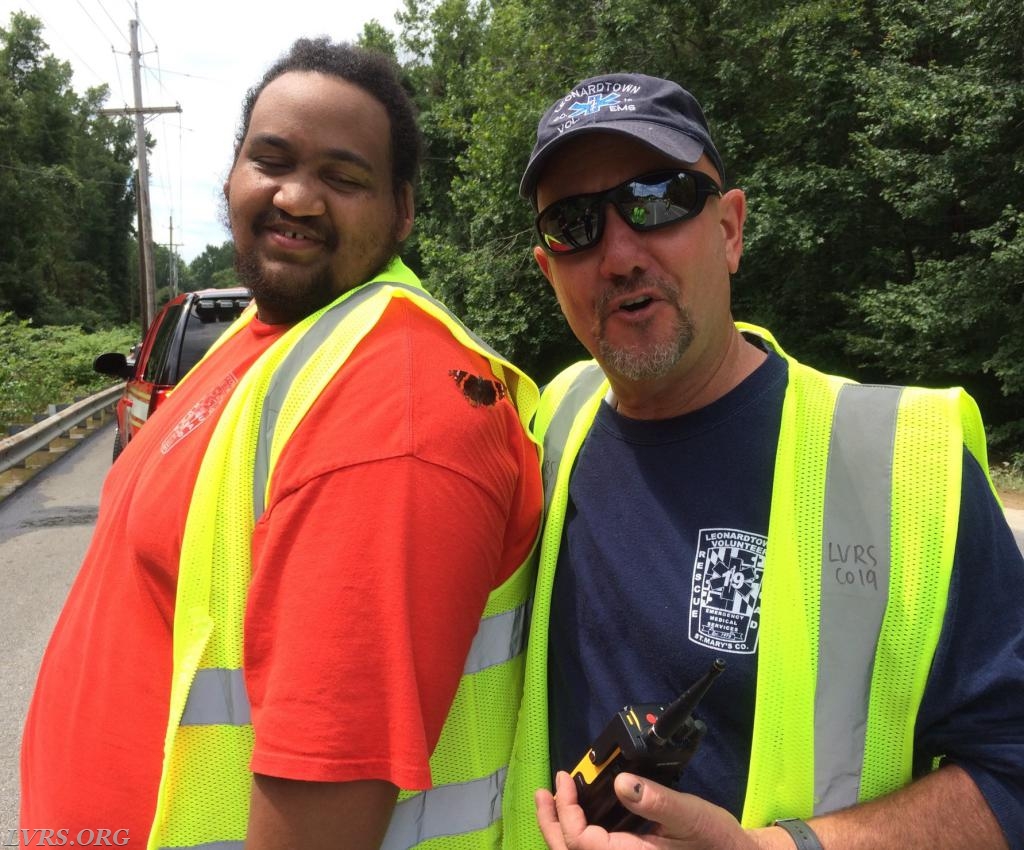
top-left (744, 364), bottom-right (974, 825)
top-left (535, 362), bottom-right (606, 511)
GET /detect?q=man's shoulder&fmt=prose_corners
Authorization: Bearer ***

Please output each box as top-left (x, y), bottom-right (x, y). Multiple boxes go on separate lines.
top-left (372, 296), bottom-right (498, 366)
top-left (288, 297), bottom-right (529, 457)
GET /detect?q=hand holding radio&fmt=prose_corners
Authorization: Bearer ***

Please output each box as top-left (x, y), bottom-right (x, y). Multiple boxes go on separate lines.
top-left (567, 658), bottom-right (726, 833)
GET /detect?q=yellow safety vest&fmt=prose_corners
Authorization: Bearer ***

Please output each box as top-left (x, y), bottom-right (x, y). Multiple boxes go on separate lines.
top-left (147, 258), bottom-right (540, 850)
top-left (502, 323), bottom-right (994, 847)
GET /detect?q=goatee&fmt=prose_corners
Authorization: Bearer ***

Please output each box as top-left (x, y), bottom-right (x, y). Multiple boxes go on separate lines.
top-left (596, 274), bottom-right (694, 382)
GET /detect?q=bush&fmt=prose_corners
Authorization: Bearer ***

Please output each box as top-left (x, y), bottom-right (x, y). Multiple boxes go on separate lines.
top-left (991, 453), bottom-right (1024, 496)
top-left (0, 312), bottom-right (136, 431)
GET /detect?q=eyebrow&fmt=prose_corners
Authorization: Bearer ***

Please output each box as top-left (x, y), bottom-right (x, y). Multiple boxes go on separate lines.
top-left (248, 133), bottom-right (375, 173)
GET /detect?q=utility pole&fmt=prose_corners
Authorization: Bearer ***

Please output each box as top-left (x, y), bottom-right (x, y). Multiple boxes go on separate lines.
top-left (99, 17), bottom-right (181, 335)
top-left (164, 215), bottom-right (183, 298)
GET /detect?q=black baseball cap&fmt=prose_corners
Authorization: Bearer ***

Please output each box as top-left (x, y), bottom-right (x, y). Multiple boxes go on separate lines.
top-left (520, 73), bottom-right (725, 201)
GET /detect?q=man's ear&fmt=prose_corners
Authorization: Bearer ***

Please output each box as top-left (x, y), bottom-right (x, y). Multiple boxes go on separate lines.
top-left (533, 245), bottom-right (553, 283)
top-left (719, 188), bottom-right (746, 274)
top-left (396, 182), bottom-right (415, 242)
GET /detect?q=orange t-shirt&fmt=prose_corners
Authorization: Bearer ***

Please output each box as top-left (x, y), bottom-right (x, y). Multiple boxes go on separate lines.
top-left (20, 297), bottom-right (541, 844)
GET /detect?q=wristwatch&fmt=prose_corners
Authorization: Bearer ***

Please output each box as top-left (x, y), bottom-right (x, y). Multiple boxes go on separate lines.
top-left (773, 818), bottom-right (824, 850)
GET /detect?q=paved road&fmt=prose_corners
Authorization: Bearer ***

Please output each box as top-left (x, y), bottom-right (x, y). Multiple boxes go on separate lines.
top-left (0, 427), bottom-right (110, 831)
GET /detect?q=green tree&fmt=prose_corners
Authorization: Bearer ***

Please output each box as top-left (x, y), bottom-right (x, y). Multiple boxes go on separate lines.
top-left (845, 0), bottom-right (1024, 452)
top-left (185, 241), bottom-right (237, 291)
top-left (357, 19), bottom-right (399, 57)
top-left (397, 0), bottom-right (1023, 451)
top-left (0, 12), bottom-right (135, 328)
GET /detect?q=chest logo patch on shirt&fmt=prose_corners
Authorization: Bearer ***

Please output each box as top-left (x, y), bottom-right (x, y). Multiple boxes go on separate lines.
top-left (689, 527), bottom-right (766, 655)
top-left (159, 372), bottom-right (239, 454)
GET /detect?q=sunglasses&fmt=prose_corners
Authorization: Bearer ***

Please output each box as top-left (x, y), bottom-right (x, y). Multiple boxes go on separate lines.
top-left (535, 169), bottom-right (722, 256)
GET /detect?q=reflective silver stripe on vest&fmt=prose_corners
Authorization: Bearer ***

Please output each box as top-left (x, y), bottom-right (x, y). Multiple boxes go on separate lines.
top-left (380, 767), bottom-right (506, 850)
top-left (253, 280), bottom-right (505, 520)
top-left (178, 607), bottom-right (525, 727)
top-left (180, 668), bottom-right (250, 726)
top-left (160, 842), bottom-right (244, 850)
top-left (541, 364), bottom-right (605, 512)
top-left (815, 383), bottom-right (902, 814)
top-left (463, 606), bottom-right (526, 675)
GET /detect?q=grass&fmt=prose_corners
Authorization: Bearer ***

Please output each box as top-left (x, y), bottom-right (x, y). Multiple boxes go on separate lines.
top-left (992, 460), bottom-right (1024, 511)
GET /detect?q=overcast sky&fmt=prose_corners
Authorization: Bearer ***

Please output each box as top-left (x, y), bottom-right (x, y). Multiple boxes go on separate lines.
top-left (2, 0), bottom-right (407, 262)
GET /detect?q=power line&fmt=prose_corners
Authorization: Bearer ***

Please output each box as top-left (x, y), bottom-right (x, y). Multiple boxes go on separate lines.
top-left (99, 18), bottom-right (182, 333)
top-left (36, 0), bottom-right (133, 102)
top-left (141, 59), bottom-right (177, 100)
top-left (136, 8), bottom-right (159, 48)
top-left (21, 0), bottom-right (112, 89)
top-left (92, 0), bottom-right (131, 46)
top-left (141, 66), bottom-right (220, 82)
top-left (111, 45), bottom-right (129, 104)
top-left (74, 0), bottom-right (124, 46)
top-left (134, 2), bottom-right (188, 261)
top-left (123, 0), bottom-right (159, 46)
top-left (0, 160), bottom-right (130, 188)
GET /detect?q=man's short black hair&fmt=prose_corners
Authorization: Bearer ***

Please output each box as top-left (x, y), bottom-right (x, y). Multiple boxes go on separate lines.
top-left (233, 38), bottom-right (421, 193)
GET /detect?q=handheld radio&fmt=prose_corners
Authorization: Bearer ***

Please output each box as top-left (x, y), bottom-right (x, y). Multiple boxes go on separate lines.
top-left (569, 658), bottom-right (725, 833)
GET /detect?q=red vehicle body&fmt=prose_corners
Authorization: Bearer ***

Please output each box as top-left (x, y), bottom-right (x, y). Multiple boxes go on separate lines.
top-left (94, 288), bottom-right (251, 460)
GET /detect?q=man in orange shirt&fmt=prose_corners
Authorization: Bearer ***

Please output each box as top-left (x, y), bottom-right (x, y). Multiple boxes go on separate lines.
top-left (21, 38), bottom-right (540, 850)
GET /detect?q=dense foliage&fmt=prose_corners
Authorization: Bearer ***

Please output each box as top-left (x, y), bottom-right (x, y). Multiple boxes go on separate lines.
top-left (0, 12), bottom-right (136, 328)
top-left (0, 12), bottom-right (239, 333)
top-left (0, 312), bottom-right (135, 427)
top-left (0, 13), bottom-right (237, 428)
top-left (1, 5), bottom-right (1021, 457)
top-left (379, 0), bottom-right (1024, 457)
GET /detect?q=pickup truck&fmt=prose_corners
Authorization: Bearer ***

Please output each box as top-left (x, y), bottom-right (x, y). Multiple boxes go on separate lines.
top-left (93, 287), bottom-right (251, 460)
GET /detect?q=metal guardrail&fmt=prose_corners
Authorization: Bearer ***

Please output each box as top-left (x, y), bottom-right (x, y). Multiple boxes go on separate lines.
top-left (0, 384), bottom-right (122, 475)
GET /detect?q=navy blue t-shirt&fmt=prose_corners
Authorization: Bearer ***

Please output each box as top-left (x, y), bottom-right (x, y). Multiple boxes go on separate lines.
top-left (547, 351), bottom-right (1024, 846)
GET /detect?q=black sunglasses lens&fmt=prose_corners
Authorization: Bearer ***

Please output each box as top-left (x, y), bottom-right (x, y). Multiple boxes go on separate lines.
top-left (538, 196), bottom-right (602, 254)
top-left (613, 173), bottom-right (699, 230)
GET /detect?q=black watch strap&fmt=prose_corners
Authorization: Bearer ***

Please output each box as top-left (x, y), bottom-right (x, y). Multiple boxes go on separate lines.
top-left (773, 818), bottom-right (824, 850)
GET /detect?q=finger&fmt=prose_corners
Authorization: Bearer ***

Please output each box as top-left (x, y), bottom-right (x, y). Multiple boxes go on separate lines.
top-left (552, 770), bottom-right (598, 837)
top-left (536, 787), bottom-right (571, 850)
top-left (612, 773), bottom-right (741, 844)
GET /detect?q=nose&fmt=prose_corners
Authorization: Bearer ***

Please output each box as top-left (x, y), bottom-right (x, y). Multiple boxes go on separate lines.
top-left (597, 203), bottom-right (649, 279)
top-left (273, 173), bottom-right (327, 218)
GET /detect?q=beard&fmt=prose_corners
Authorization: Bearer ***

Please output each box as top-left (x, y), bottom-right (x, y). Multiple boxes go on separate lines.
top-left (595, 275), bottom-right (695, 382)
top-left (232, 210), bottom-right (399, 325)
top-left (234, 249), bottom-right (339, 325)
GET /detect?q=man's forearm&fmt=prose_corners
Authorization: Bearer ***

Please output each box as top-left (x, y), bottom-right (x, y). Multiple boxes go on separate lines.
top-left (245, 774), bottom-right (399, 850)
top-left (795, 765), bottom-right (1008, 850)
top-left (539, 765), bottom-right (1010, 850)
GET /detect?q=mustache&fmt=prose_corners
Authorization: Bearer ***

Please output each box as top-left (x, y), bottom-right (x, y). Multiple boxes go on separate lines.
top-left (252, 210), bottom-right (338, 250)
top-left (596, 272), bottom-right (680, 314)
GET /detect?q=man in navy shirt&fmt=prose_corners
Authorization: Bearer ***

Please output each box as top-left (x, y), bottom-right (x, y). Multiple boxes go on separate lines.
top-left (502, 72), bottom-right (1023, 850)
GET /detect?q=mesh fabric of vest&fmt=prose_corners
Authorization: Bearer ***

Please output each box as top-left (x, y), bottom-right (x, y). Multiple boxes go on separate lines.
top-left (150, 275), bottom-right (538, 850)
top-left (503, 363), bottom-right (607, 850)
top-left (504, 324), bottom-right (988, 842)
top-left (741, 332), bottom-right (977, 825)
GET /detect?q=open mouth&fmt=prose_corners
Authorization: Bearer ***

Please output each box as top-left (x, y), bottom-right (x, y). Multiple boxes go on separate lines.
top-left (265, 227), bottom-right (324, 252)
top-left (620, 295), bottom-right (653, 312)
